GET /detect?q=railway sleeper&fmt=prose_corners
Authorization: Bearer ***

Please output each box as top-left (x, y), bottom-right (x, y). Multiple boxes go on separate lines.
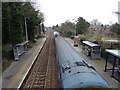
top-left (33, 85), bottom-right (43, 88)
top-left (34, 80), bottom-right (45, 84)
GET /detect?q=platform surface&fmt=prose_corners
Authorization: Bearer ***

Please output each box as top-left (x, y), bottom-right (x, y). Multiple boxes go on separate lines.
top-left (2, 38), bottom-right (46, 89)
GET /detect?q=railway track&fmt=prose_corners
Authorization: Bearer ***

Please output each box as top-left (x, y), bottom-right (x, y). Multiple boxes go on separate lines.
top-left (20, 30), bottom-right (59, 89)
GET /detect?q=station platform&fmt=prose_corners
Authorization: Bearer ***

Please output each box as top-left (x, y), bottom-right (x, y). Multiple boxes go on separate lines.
top-left (2, 38), bottom-right (46, 89)
top-left (65, 38), bottom-right (119, 88)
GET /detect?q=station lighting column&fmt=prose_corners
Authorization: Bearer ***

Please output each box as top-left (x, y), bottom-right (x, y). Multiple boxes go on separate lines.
top-left (118, 1), bottom-right (120, 24)
top-left (25, 17), bottom-right (29, 41)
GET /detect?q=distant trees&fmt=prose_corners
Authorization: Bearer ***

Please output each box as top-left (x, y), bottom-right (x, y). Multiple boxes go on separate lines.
top-left (2, 2), bottom-right (44, 45)
top-left (61, 21), bottom-right (75, 36)
top-left (58, 21), bottom-right (75, 37)
top-left (90, 19), bottom-right (102, 25)
top-left (110, 23), bottom-right (120, 36)
top-left (53, 17), bottom-right (90, 37)
top-left (65, 30), bottom-right (75, 37)
top-left (76, 17), bottom-right (90, 35)
top-left (52, 20), bottom-right (75, 37)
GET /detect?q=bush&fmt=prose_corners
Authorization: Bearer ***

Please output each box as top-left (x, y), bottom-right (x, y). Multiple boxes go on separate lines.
top-left (2, 44), bottom-right (12, 53)
top-left (93, 40), bottom-right (99, 44)
top-left (80, 37), bottom-right (87, 43)
top-left (65, 30), bottom-right (75, 37)
top-left (2, 59), bottom-right (13, 72)
top-left (35, 34), bottom-right (45, 39)
top-left (70, 36), bottom-right (74, 39)
top-left (33, 38), bottom-right (38, 43)
top-left (40, 34), bottom-right (45, 38)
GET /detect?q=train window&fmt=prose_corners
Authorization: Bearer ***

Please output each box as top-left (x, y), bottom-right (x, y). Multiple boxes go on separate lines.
top-left (74, 62), bottom-right (86, 66)
top-left (93, 46), bottom-right (100, 50)
top-left (92, 51), bottom-right (100, 54)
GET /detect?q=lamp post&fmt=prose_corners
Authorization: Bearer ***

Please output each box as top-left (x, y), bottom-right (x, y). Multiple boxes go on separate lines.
top-left (25, 17), bottom-right (28, 41)
top-left (41, 23), bottom-right (42, 33)
top-left (118, 1), bottom-right (120, 24)
top-left (72, 19), bottom-right (77, 36)
top-left (75, 24), bottom-right (77, 36)
top-left (39, 23), bottom-right (42, 34)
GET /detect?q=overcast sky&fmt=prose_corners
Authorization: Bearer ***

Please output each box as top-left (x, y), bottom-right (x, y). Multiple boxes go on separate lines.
top-left (36, 0), bottom-right (120, 27)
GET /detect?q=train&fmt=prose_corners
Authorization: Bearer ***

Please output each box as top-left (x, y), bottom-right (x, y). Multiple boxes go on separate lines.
top-left (53, 31), bottom-right (60, 37)
top-left (54, 32), bottom-right (111, 89)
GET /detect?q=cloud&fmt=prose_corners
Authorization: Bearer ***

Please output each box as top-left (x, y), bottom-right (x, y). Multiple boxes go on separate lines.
top-left (37, 0), bottom-right (119, 26)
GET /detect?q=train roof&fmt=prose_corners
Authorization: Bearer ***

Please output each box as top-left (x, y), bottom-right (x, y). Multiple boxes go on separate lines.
top-left (14, 41), bottom-right (29, 47)
top-left (61, 65), bottom-right (110, 88)
top-left (102, 39), bottom-right (120, 43)
top-left (55, 36), bottom-right (110, 88)
top-left (82, 41), bottom-right (101, 47)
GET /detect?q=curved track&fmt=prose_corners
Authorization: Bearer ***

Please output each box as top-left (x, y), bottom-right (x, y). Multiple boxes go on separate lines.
top-left (20, 30), bottom-right (59, 89)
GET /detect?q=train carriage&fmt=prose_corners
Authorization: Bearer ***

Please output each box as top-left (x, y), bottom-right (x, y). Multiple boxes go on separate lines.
top-left (55, 35), bottom-right (111, 89)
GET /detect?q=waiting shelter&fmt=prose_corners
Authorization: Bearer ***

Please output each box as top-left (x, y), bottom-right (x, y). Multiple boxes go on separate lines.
top-left (13, 41), bottom-right (29, 60)
top-left (82, 41), bottom-right (101, 59)
top-left (101, 39), bottom-right (120, 48)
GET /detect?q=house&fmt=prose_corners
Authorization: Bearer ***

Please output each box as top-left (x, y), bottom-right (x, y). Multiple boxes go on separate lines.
top-left (89, 25), bottom-right (110, 31)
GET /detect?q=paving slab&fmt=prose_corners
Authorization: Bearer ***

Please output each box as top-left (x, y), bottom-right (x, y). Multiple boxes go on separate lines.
top-left (2, 38), bottom-right (46, 89)
top-left (65, 38), bottom-right (119, 88)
